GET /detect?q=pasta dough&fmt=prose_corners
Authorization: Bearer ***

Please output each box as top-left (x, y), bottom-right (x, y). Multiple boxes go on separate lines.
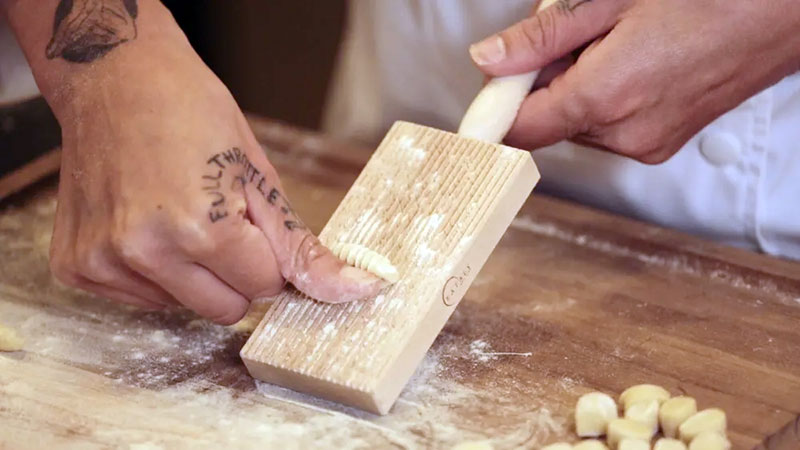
top-left (330, 242), bottom-right (400, 283)
top-left (0, 324), bottom-right (24, 352)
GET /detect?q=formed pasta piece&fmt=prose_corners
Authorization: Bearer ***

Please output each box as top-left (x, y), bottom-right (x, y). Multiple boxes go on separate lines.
top-left (608, 419), bottom-right (653, 449)
top-left (619, 439), bottom-right (650, 450)
top-left (329, 242), bottom-right (400, 283)
top-left (0, 324), bottom-right (23, 352)
top-left (624, 400), bottom-right (659, 436)
top-left (688, 432), bottom-right (730, 450)
top-left (654, 439), bottom-right (687, 450)
top-left (575, 392), bottom-right (619, 437)
top-left (619, 385), bottom-right (671, 411)
top-left (574, 440), bottom-right (609, 450)
top-left (678, 409), bottom-right (726, 443)
top-left (659, 397), bottom-right (697, 439)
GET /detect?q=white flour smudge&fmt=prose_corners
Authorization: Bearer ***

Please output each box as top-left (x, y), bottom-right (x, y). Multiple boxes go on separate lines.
top-left (469, 339), bottom-right (533, 363)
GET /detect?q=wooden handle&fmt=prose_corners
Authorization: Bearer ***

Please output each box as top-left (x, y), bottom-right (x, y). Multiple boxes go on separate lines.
top-left (457, 0), bottom-right (559, 144)
top-left (457, 71), bottom-right (540, 143)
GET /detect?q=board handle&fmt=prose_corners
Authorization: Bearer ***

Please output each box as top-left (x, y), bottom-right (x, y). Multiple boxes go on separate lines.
top-left (457, 0), bottom-right (559, 144)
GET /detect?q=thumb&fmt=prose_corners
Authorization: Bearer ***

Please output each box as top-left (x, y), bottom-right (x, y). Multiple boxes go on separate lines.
top-left (469, 0), bottom-right (622, 77)
top-left (243, 181), bottom-right (384, 304)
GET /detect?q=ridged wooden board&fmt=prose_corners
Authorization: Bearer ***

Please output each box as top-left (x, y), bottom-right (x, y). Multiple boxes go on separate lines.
top-left (241, 121), bottom-right (540, 414)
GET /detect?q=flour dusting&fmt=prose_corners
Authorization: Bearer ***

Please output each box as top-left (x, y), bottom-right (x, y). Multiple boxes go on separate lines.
top-left (511, 215), bottom-right (800, 304)
top-left (469, 339), bottom-right (534, 363)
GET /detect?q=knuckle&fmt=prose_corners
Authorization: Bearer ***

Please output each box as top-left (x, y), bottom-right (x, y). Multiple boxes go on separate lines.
top-left (176, 218), bottom-right (236, 257)
top-left (578, 84), bottom-right (623, 125)
top-left (608, 126), bottom-right (665, 160)
top-left (49, 255), bottom-right (80, 287)
top-left (76, 248), bottom-right (110, 282)
top-left (111, 226), bottom-right (154, 270)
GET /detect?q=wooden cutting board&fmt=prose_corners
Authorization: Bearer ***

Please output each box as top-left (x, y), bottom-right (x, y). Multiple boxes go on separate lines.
top-left (0, 117), bottom-right (798, 449)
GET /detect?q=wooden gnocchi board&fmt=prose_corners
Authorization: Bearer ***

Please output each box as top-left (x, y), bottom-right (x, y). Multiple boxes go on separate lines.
top-left (241, 121), bottom-right (540, 414)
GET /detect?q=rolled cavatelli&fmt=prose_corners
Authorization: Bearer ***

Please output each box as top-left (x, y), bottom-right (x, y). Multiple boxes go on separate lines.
top-left (329, 243), bottom-right (400, 283)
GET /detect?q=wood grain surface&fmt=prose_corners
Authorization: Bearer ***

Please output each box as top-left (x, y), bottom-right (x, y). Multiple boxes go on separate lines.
top-left (0, 117), bottom-right (798, 449)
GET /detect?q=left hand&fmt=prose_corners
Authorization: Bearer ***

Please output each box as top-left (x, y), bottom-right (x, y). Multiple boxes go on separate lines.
top-left (468, 0), bottom-right (800, 163)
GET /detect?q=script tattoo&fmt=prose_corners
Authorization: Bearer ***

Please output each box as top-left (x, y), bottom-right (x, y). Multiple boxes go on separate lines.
top-left (555, 0), bottom-right (592, 14)
top-left (46, 0), bottom-right (139, 63)
top-left (202, 148), bottom-right (306, 231)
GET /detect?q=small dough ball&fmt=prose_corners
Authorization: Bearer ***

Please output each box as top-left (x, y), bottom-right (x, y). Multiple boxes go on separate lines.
top-left (619, 439), bottom-right (650, 450)
top-left (576, 392), bottom-right (619, 437)
top-left (678, 409), bottom-right (726, 443)
top-left (608, 419), bottom-right (653, 449)
top-left (574, 440), bottom-right (609, 450)
top-left (624, 400), bottom-right (659, 436)
top-left (619, 385), bottom-right (671, 411)
top-left (654, 438), bottom-right (687, 450)
top-left (688, 432), bottom-right (730, 450)
top-left (452, 441), bottom-right (493, 450)
top-left (659, 397), bottom-right (697, 439)
top-left (0, 324), bottom-right (24, 352)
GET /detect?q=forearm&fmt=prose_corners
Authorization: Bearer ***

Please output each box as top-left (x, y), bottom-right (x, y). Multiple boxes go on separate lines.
top-left (1, 0), bottom-right (210, 123)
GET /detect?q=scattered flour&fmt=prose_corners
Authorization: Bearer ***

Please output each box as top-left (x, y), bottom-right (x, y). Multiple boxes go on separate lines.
top-left (469, 339), bottom-right (533, 363)
top-left (398, 135), bottom-right (427, 161)
top-left (511, 215), bottom-right (800, 304)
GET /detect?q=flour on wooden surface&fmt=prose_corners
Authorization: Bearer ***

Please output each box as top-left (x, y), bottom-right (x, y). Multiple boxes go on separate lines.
top-left (468, 339), bottom-right (533, 363)
top-left (511, 215), bottom-right (800, 305)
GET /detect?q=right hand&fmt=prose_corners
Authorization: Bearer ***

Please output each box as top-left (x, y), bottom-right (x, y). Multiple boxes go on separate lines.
top-left (468, 0), bottom-right (800, 164)
top-left (48, 54), bottom-right (384, 325)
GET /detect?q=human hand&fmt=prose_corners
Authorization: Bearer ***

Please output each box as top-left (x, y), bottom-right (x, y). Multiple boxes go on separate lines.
top-left (469, 0), bottom-right (800, 163)
top-left (48, 58), bottom-right (383, 324)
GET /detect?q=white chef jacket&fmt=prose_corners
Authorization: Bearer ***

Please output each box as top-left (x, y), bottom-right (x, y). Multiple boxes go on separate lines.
top-left (324, 0), bottom-right (800, 260)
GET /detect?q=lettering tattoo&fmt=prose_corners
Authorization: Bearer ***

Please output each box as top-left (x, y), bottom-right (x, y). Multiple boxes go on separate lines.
top-left (46, 0), bottom-right (139, 63)
top-left (202, 148), bottom-right (305, 231)
top-left (555, 0), bottom-right (592, 15)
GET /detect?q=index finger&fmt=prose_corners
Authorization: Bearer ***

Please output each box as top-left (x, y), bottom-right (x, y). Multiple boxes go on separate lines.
top-left (243, 181), bottom-right (385, 304)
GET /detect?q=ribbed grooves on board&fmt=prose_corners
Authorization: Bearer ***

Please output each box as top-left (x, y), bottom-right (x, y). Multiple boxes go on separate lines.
top-left (242, 122), bottom-right (530, 393)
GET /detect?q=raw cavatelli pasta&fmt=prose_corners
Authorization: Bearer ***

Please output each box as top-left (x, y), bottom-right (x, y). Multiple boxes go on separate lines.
top-left (329, 243), bottom-right (400, 283)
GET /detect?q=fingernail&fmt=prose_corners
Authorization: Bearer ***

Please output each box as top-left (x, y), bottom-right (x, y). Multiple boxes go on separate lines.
top-left (470, 35), bottom-right (506, 66)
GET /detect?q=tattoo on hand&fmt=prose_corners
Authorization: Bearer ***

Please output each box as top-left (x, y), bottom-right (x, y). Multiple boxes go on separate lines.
top-left (202, 148), bottom-right (306, 231)
top-left (555, 0), bottom-right (592, 15)
top-left (46, 0), bottom-right (139, 63)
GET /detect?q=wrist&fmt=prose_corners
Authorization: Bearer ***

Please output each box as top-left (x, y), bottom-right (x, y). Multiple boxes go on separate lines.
top-left (5, 0), bottom-right (221, 125)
